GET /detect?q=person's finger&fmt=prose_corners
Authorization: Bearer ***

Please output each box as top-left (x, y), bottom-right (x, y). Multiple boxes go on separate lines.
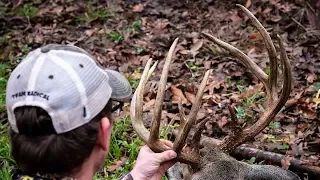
top-left (140, 145), bottom-right (153, 153)
top-left (154, 150), bottom-right (177, 163)
top-left (159, 139), bottom-right (174, 148)
top-left (158, 160), bottom-right (177, 175)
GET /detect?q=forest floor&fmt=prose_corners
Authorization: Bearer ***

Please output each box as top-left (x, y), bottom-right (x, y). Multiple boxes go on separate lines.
top-left (0, 0), bottom-right (319, 179)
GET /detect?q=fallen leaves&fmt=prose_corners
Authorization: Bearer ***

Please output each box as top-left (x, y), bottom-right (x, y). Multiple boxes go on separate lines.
top-left (2, 0), bottom-right (320, 172)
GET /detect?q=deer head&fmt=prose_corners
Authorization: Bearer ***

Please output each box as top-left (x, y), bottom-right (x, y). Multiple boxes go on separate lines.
top-left (130, 4), bottom-right (300, 180)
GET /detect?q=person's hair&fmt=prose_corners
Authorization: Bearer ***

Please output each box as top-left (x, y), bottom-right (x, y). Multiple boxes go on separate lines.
top-left (9, 101), bottom-right (113, 175)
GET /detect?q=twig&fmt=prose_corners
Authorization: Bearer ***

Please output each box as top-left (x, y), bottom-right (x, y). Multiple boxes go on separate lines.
top-left (292, 18), bottom-right (308, 32)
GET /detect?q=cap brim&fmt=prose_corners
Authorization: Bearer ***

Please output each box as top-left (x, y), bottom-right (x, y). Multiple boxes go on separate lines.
top-left (105, 69), bottom-right (132, 102)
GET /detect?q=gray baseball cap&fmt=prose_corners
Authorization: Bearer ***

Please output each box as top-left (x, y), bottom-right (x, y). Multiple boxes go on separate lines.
top-left (6, 44), bottom-right (132, 134)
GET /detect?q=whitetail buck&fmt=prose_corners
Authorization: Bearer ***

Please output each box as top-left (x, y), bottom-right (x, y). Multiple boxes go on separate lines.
top-left (130, 4), bottom-right (301, 180)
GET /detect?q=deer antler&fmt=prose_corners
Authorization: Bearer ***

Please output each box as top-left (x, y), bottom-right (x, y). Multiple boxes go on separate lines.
top-left (130, 38), bottom-right (210, 168)
top-left (130, 4), bottom-right (292, 170)
top-left (202, 4), bottom-right (292, 153)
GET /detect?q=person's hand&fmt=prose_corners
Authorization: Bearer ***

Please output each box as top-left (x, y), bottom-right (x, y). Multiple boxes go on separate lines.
top-left (130, 140), bottom-right (177, 180)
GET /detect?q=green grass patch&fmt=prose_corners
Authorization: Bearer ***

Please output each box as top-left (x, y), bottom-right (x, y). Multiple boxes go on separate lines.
top-left (76, 2), bottom-right (113, 23)
top-left (0, 62), bottom-right (14, 179)
top-left (107, 19), bottom-right (142, 44)
top-left (108, 30), bottom-right (123, 44)
top-left (243, 157), bottom-right (265, 165)
top-left (13, 3), bottom-right (38, 19)
top-left (0, 44), bottom-right (34, 179)
top-left (0, 3), bottom-right (37, 18)
top-left (0, 121), bottom-right (13, 180)
top-left (0, 161), bottom-right (12, 179)
top-left (269, 121), bottom-right (281, 129)
top-left (0, 122), bottom-right (13, 165)
top-left (0, 63), bottom-right (9, 112)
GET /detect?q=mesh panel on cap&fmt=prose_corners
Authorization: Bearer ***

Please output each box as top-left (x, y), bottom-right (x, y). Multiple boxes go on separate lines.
top-left (33, 57), bottom-right (81, 113)
top-left (52, 50), bottom-right (109, 99)
top-left (46, 50), bottom-right (112, 133)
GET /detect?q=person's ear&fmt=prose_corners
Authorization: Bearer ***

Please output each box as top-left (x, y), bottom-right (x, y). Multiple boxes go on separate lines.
top-left (97, 117), bottom-right (111, 151)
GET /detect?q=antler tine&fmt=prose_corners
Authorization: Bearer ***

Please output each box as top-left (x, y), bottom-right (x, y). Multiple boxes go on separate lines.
top-left (178, 97), bottom-right (187, 130)
top-left (247, 36), bottom-right (292, 134)
top-left (173, 70), bottom-right (211, 153)
top-left (236, 4), bottom-right (278, 102)
top-left (130, 38), bottom-right (201, 167)
top-left (149, 38), bottom-right (179, 144)
top-left (202, 33), bottom-right (269, 93)
top-left (190, 118), bottom-right (209, 155)
top-left (276, 35), bottom-right (292, 105)
top-left (130, 58), bottom-right (158, 143)
top-left (147, 61), bottom-right (158, 81)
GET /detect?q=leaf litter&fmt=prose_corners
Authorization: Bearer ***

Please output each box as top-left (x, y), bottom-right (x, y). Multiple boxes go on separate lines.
top-left (0, 0), bottom-right (319, 176)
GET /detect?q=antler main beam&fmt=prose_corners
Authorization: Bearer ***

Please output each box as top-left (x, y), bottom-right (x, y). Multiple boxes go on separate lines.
top-left (203, 4), bottom-right (292, 153)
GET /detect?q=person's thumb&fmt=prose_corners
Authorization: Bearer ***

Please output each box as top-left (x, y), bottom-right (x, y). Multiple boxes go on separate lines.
top-left (154, 150), bottom-right (177, 164)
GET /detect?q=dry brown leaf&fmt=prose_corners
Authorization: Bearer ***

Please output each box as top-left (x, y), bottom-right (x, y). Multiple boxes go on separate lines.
top-left (37, 6), bottom-right (64, 16)
top-left (179, 49), bottom-right (190, 55)
top-left (132, 4), bottom-right (144, 12)
top-left (262, 7), bottom-right (273, 14)
top-left (239, 83), bottom-right (263, 99)
top-left (85, 29), bottom-right (95, 37)
top-left (12, 0), bottom-right (23, 6)
top-left (66, 6), bottom-right (79, 12)
top-left (217, 116), bottom-right (228, 128)
top-left (171, 85), bottom-right (190, 105)
top-left (154, 19), bottom-right (169, 30)
top-left (53, 6), bottom-right (64, 15)
top-left (37, 7), bottom-right (51, 16)
top-left (131, 72), bottom-right (141, 79)
top-left (34, 34), bottom-right (43, 44)
top-left (205, 76), bottom-right (224, 95)
top-left (271, 15), bottom-right (282, 22)
top-left (229, 11), bottom-right (242, 24)
top-left (307, 73), bottom-right (317, 83)
top-left (109, 157), bottom-right (127, 171)
top-left (249, 32), bottom-right (263, 40)
top-left (143, 99), bottom-right (155, 111)
top-left (204, 61), bottom-right (211, 70)
top-left (190, 40), bottom-right (203, 54)
top-left (196, 108), bottom-right (207, 120)
top-left (185, 91), bottom-right (196, 104)
top-left (298, 105), bottom-right (316, 119)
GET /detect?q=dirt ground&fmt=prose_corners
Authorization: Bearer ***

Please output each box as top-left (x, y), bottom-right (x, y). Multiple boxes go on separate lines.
top-left (0, 0), bottom-right (319, 178)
